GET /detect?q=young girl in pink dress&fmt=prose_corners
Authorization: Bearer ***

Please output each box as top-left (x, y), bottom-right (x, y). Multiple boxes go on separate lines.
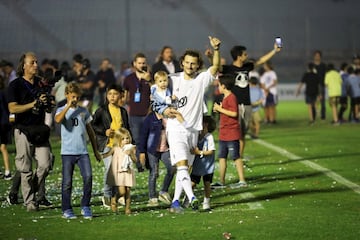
top-left (106, 128), bottom-right (136, 214)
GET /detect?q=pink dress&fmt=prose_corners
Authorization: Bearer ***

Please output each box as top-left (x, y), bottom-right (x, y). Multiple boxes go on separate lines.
top-left (107, 146), bottom-right (136, 187)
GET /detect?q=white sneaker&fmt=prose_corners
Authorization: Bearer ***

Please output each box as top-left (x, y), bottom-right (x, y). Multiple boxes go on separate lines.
top-left (158, 192), bottom-right (172, 205)
top-left (229, 181), bottom-right (248, 189)
top-left (147, 198), bottom-right (159, 207)
top-left (202, 201), bottom-right (211, 211)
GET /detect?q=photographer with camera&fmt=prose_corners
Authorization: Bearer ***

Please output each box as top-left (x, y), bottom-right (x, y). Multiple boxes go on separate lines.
top-left (7, 52), bottom-right (54, 211)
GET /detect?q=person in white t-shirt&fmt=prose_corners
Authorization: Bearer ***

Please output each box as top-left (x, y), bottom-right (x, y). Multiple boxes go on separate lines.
top-left (154, 36), bottom-right (221, 213)
top-left (260, 61), bottom-right (278, 124)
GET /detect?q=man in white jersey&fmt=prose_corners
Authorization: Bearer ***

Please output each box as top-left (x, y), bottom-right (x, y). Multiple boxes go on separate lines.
top-left (155, 36), bottom-right (221, 212)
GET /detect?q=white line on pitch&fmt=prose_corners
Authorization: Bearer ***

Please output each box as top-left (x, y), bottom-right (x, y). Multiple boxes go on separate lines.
top-left (254, 139), bottom-right (360, 195)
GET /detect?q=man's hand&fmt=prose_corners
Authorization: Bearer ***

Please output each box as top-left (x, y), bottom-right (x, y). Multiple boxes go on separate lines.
top-left (163, 107), bottom-right (180, 118)
top-left (209, 36), bottom-right (221, 50)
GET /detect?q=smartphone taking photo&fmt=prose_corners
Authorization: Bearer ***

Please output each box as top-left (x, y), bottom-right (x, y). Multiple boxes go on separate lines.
top-left (275, 37), bottom-right (282, 48)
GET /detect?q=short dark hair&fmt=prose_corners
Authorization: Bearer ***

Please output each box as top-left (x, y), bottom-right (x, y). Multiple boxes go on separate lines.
top-left (203, 115), bottom-right (216, 133)
top-left (133, 52), bottom-right (146, 62)
top-left (219, 74), bottom-right (235, 90)
top-left (73, 53), bottom-right (83, 63)
top-left (230, 45), bottom-right (247, 61)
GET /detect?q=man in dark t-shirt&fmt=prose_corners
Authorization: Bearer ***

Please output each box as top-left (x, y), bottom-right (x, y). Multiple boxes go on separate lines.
top-left (296, 63), bottom-right (320, 123)
top-left (123, 52), bottom-right (151, 172)
top-left (220, 43), bottom-right (281, 164)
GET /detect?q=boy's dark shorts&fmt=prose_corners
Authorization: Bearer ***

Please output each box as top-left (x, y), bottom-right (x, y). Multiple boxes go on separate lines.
top-left (218, 140), bottom-right (240, 160)
top-left (191, 173), bottom-right (214, 184)
top-left (305, 95), bottom-right (317, 104)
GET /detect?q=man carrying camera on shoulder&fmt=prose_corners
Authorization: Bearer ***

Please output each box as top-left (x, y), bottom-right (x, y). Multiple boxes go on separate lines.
top-left (7, 52), bottom-right (54, 211)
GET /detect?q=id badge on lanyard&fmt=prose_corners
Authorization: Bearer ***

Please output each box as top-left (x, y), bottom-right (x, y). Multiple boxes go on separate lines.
top-left (134, 88), bottom-right (141, 103)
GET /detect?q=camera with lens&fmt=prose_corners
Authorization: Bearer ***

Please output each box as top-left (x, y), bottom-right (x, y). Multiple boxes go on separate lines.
top-left (32, 68), bottom-right (62, 115)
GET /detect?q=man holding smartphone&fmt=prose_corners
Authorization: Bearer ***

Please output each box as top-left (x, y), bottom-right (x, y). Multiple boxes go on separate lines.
top-left (212, 39), bottom-right (281, 189)
top-left (123, 52), bottom-right (151, 172)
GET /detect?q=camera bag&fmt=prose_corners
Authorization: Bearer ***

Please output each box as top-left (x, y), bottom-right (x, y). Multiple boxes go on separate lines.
top-left (18, 124), bottom-right (50, 146)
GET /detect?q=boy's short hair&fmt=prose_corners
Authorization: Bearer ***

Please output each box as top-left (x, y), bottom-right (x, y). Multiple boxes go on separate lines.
top-left (203, 115), bottom-right (216, 133)
top-left (65, 82), bottom-right (82, 95)
top-left (249, 76), bottom-right (259, 85)
top-left (219, 74), bottom-right (235, 90)
top-left (154, 71), bottom-right (168, 82)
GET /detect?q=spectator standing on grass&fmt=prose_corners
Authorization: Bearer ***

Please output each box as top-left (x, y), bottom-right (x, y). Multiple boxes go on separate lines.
top-left (324, 63), bottom-right (342, 125)
top-left (95, 58), bottom-right (116, 106)
top-left (151, 46), bottom-right (181, 78)
top-left (0, 75), bottom-right (12, 180)
top-left (190, 115), bottom-right (216, 210)
top-left (249, 76), bottom-right (264, 139)
top-left (77, 58), bottom-right (96, 113)
top-left (338, 62), bottom-right (349, 122)
top-left (260, 61), bottom-right (278, 124)
top-left (138, 110), bottom-right (174, 207)
top-left (154, 36), bottom-right (221, 213)
top-left (220, 42), bottom-right (281, 164)
top-left (123, 53), bottom-right (151, 172)
top-left (312, 50), bottom-right (327, 120)
top-left (346, 67), bottom-right (360, 122)
top-left (106, 128), bottom-right (136, 215)
top-left (296, 63), bottom-right (320, 124)
top-left (55, 82), bottom-right (101, 219)
top-left (212, 74), bottom-right (247, 189)
top-left (91, 84), bottom-right (132, 208)
top-left (7, 52), bottom-right (53, 211)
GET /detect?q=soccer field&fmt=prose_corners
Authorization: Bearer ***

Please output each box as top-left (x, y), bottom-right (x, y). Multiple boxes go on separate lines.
top-left (0, 101), bottom-right (359, 240)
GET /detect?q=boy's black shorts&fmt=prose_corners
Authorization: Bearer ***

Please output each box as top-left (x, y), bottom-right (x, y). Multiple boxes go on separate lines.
top-left (190, 173), bottom-right (214, 184)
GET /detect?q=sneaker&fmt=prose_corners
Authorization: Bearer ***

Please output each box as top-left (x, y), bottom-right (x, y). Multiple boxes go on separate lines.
top-left (190, 197), bottom-right (199, 210)
top-left (147, 198), bottom-right (159, 207)
top-left (211, 182), bottom-right (226, 189)
top-left (169, 200), bottom-right (184, 214)
top-left (37, 198), bottom-right (53, 208)
top-left (202, 201), bottom-right (211, 211)
top-left (101, 196), bottom-right (111, 208)
top-left (62, 209), bottom-right (77, 219)
top-left (7, 193), bottom-right (19, 205)
top-left (26, 202), bottom-right (39, 212)
top-left (229, 181), bottom-right (248, 189)
top-left (182, 195), bottom-right (190, 208)
top-left (81, 206), bottom-right (93, 219)
top-left (3, 173), bottom-right (12, 180)
top-left (158, 192), bottom-right (172, 205)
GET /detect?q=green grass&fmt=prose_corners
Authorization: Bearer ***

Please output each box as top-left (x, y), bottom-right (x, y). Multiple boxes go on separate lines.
top-left (1, 101), bottom-right (359, 240)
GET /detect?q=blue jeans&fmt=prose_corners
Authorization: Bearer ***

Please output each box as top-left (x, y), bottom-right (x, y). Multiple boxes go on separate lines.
top-left (61, 154), bottom-right (92, 211)
top-left (130, 115), bottom-right (146, 169)
top-left (147, 151), bottom-right (174, 199)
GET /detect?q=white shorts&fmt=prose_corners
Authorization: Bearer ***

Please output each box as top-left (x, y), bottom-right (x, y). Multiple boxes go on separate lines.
top-left (166, 128), bottom-right (198, 166)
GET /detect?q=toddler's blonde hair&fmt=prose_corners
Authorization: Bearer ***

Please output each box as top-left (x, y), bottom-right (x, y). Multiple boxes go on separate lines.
top-left (113, 128), bottom-right (132, 147)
